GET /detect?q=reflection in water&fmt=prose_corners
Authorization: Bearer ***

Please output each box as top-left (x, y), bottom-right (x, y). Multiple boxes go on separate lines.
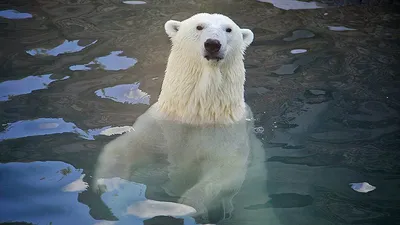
top-left (0, 159), bottom-right (202, 225)
top-left (273, 55), bottom-right (315, 75)
top-left (0, 118), bottom-right (134, 142)
top-left (0, 74), bottom-right (69, 101)
top-left (269, 89), bottom-right (331, 147)
top-left (123, 1), bottom-right (147, 4)
top-left (0, 118), bottom-right (89, 141)
top-left (257, 0), bottom-right (325, 10)
top-left (96, 177), bottom-right (197, 224)
top-left (26, 40), bottom-right (98, 57)
top-left (245, 193), bottom-right (314, 209)
top-left (0, 161), bottom-right (98, 225)
top-left (273, 64), bottom-right (299, 75)
top-left (328, 26), bottom-right (357, 31)
top-left (70, 51), bottom-right (137, 71)
top-left (283, 29), bottom-right (315, 41)
top-left (95, 83), bottom-right (150, 105)
top-left (0, 9), bottom-right (32, 19)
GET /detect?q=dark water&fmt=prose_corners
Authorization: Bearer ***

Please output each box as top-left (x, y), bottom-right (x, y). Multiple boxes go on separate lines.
top-left (1, 0), bottom-right (400, 224)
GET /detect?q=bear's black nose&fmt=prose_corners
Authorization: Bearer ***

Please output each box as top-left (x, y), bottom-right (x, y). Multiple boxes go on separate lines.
top-left (204, 39), bottom-right (221, 53)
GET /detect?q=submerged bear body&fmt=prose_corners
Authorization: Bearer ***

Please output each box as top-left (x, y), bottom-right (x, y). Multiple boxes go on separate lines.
top-left (93, 13), bottom-right (265, 224)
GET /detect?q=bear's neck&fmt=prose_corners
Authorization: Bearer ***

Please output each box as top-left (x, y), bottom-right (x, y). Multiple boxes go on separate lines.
top-left (156, 51), bottom-right (246, 125)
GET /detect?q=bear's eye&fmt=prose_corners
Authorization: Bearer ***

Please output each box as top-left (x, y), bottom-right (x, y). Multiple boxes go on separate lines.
top-left (196, 25), bottom-right (203, 31)
top-left (226, 28), bottom-right (232, 33)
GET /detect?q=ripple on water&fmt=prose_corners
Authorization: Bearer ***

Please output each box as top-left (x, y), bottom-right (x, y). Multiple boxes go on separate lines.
top-left (26, 40), bottom-right (97, 57)
top-left (0, 118), bottom-right (134, 141)
top-left (268, 89), bottom-right (331, 147)
top-left (0, 74), bottom-right (69, 101)
top-left (349, 101), bottom-right (398, 122)
top-left (284, 30), bottom-right (315, 42)
top-left (273, 55), bottom-right (315, 75)
top-left (0, 161), bottom-right (97, 225)
top-left (257, 0), bottom-right (325, 10)
top-left (69, 51), bottom-right (137, 71)
top-left (245, 193), bottom-right (314, 209)
top-left (0, 9), bottom-right (32, 19)
top-left (95, 83), bottom-right (150, 105)
top-left (273, 64), bottom-right (299, 75)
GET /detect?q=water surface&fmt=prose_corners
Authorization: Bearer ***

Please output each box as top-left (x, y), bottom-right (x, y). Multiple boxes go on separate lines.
top-left (0, 0), bottom-right (399, 224)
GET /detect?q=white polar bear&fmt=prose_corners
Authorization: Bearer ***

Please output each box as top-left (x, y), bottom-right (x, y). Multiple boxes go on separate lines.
top-left (93, 13), bottom-right (265, 224)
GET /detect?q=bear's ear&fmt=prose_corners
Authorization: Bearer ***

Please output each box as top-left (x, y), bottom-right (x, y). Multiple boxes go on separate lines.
top-left (241, 29), bottom-right (254, 47)
top-left (165, 20), bottom-right (181, 38)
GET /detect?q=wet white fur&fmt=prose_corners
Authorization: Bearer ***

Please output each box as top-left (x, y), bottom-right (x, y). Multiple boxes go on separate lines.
top-left (157, 13), bottom-right (254, 125)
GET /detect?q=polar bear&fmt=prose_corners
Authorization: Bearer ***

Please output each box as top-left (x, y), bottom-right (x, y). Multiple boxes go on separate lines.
top-left (93, 13), bottom-right (264, 224)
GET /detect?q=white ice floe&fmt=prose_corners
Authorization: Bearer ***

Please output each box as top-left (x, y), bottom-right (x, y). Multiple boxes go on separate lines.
top-left (350, 182), bottom-right (376, 193)
top-left (290, 49), bottom-right (307, 54)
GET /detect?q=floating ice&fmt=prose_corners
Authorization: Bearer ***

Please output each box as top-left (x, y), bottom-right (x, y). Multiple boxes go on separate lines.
top-left (0, 74), bottom-right (69, 101)
top-left (0, 9), bottom-right (32, 19)
top-left (350, 182), bottom-right (376, 193)
top-left (290, 49), bottom-right (307, 54)
top-left (26, 40), bottom-right (97, 57)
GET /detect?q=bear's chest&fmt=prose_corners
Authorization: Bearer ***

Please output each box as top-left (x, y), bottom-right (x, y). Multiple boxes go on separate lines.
top-left (160, 122), bottom-right (251, 165)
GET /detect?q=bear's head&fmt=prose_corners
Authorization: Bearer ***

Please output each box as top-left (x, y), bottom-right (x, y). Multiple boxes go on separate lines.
top-left (164, 13), bottom-right (254, 66)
